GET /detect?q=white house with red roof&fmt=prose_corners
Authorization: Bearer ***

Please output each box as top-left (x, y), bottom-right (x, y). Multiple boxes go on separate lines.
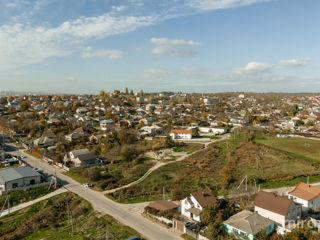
top-left (170, 129), bottom-right (192, 140)
top-left (288, 182), bottom-right (320, 211)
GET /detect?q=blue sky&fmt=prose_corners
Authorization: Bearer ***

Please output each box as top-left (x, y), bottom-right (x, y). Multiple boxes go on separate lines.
top-left (0, 0), bottom-right (319, 94)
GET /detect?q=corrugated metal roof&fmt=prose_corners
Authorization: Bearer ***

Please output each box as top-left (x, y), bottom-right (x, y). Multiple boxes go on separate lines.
top-left (0, 167), bottom-right (40, 183)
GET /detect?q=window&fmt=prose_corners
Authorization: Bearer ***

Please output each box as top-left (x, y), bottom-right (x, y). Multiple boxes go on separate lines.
top-left (12, 183), bottom-right (18, 188)
top-left (30, 179), bottom-right (35, 185)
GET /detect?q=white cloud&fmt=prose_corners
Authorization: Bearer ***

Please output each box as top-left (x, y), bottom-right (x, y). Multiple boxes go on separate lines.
top-left (150, 37), bottom-right (200, 57)
top-left (280, 58), bottom-right (311, 68)
top-left (81, 46), bottom-right (123, 59)
top-left (235, 61), bottom-right (273, 75)
top-left (140, 68), bottom-right (168, 80)
top-left (0, 13), bottom-right (157, 70)
top-left (186, 0), bottom-right (271, 10)
top-left (111, 5), bottom-right (127, 12)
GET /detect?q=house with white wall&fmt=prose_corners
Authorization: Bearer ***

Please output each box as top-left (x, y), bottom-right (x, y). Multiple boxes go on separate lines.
top-left (198, 127), bottom-right (226, 135)
top-left (170, 130), bottom-right (192, 140)
top-left (288, 182), bottom-right (320, 211)
top-left (181, 189), bottom-right (216, 222)
top-left (254, 191), bottom-right (301, 228)
top-left (100, 119), bottom-right (114, 131)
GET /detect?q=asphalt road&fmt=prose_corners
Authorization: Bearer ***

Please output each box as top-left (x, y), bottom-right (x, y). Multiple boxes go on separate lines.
top-left (9, 144), bottom-right (182, 240)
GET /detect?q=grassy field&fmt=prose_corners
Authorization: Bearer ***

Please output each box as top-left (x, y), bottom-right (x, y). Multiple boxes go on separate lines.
top-left (0, 187), bottom-right (54, 210)
top-left (0, 192), bottom-right (141, 240)
top-left (256, 137), bottom-right (320, 163)
top-left (66, 159), bottom-right (156, 191)
top-left (109, 133), bottom-right (320, 203)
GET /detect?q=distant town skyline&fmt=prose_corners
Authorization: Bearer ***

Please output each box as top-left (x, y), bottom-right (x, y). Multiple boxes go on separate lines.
top-left (0, 0), bottom-right (319, 93)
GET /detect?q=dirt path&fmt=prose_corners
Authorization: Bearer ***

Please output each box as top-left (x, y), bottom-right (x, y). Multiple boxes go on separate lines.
top-left (103, 134), bottom-right (230, 194)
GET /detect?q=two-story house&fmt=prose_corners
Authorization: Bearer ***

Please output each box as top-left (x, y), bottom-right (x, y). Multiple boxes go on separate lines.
top-left (254, 191), bottom-right (302, 227)
top-left (288, 182), bottom-right (320, 211)
top-left (181, 189), bottom-right (216, 222)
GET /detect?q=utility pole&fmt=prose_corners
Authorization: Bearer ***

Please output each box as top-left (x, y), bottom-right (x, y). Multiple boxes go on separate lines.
top-left (163, 187), bottom-right (166, 200)
top-left (66, 200), bottom-right (74, 235)
top-left (237, 175), bottom-right (248, 192)
top-left (307, 176), bottom-right (309, 185)
top-left (0, 194), bottom-right (10, 217)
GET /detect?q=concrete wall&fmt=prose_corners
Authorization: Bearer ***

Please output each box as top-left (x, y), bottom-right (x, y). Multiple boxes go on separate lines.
top-left (255, 206), bottom-right (286, 227)
top-left (5, 175), bottom-right (42, 191)
top-left (0, 181), bottom-right (50, 195)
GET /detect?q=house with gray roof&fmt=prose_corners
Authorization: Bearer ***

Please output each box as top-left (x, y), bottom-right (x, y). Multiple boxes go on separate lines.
top-left (0, 166), bottom-right (42, 194)
top-left (223, 210), bottom-right (275, 240)
top-left (64, 148), bottom-right (99, 168)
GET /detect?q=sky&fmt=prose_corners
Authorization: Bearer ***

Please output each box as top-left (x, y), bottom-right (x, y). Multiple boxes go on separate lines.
top-left (0, 0), bottom-right (319, 94)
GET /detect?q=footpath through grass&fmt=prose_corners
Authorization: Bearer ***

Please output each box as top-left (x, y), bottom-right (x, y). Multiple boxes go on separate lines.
top-left (0, 186), bottom-right (54, 210)
top-left (0, 192), bottom-right (141, 240)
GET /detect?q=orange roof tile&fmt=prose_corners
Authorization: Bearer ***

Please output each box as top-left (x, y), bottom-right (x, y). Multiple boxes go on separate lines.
top-left (289, 182), bottom-right (320, 201)
top-left (170, 129), bottom-right (192, 134)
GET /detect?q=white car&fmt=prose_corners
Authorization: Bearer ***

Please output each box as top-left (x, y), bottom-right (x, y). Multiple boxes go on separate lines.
top-left (20, 155), bottom-right (26, 159)
top-left (83, 183), bottom-right (93, 188)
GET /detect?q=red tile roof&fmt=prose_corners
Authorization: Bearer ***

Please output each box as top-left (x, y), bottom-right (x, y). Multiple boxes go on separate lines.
top-left (170, 129), bottom-right (192, 134)
top-left (254, 191), bottom-right (293, 216)
top-left (289, 182), bottom-right (320, 201)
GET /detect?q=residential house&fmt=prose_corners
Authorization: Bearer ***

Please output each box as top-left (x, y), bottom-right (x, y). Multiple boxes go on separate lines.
top-left (223, 210), bottom-right (275, 240)
top-left (100, 119), bottom-right (114, 131)
top-left (65, 131), bottom-right (85, 142)
top-left (33, 133), bottom-right (56, 147)
top-left (170, 130), bottom-right (192, 140)
top-left (198, 127), bottom-right (226, 135)
top-left (288, 182), bottom-right (320, 211)
top-left (254, 191), bottom-right (302, 227)
top-left (181, 189), bottom-right (216, 222)
top-left (64, 148), bottom-right (99, 168)
top-left (146, 200), bottom-right (180, 213)
top-left (139, 125), bottom-right (162, 135)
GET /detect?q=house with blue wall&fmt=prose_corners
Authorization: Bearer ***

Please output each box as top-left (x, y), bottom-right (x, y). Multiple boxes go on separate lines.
top-left (223, 210), bottom-right (275, 240)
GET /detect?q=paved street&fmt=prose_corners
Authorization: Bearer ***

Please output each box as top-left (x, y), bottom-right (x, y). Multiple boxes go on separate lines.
top-left (8, 144), bottom-right (182, 240)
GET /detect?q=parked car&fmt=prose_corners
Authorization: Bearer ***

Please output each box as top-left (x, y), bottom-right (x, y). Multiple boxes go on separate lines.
top-left (125, 237), bottom-right (142, 240)
top-left (83, 183), bottom-right (93, 188)
top-left (45, 161), bottom-right (52, 165)
top-left (20, 155), bottom-right (26, 159)
top-left (184, 221), bottom-right (193, 228)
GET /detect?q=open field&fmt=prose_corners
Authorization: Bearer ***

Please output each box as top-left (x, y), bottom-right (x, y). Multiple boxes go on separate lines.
top-left (66, 159), bottom-right (156, 191)
top-left (0, 192), bottom-right (141, 240)
top-left (109, 134), bottom-right (320, 202)
top-left (0, 187), bottom-right (54, 211)
top-left (256, 137), bottom-right (320, 163)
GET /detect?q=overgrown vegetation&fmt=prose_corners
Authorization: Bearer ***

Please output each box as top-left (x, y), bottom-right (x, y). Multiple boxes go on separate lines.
top-left (0, 187), bottom-right (54, 210)
top-left (66, 158), bottom-right (155, 191)
top-left (109, 130), bottom-right (320, 202)
top-left (0, 192), bottom-right (140, 240)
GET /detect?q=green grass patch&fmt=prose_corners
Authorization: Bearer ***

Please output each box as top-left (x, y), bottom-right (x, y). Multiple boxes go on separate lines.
top-left (0, 186), bottom-right (55, 210)
top-left (0, 192), bottom-right (141, 240)
top-left (260, 175), bottom-right (320, 188)
top-left (256, 137), bottom-right (320, 163)
top-left (106, 193), bottom-right (171, 204)
top-left (181, 233), bottom-right (196, 240)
